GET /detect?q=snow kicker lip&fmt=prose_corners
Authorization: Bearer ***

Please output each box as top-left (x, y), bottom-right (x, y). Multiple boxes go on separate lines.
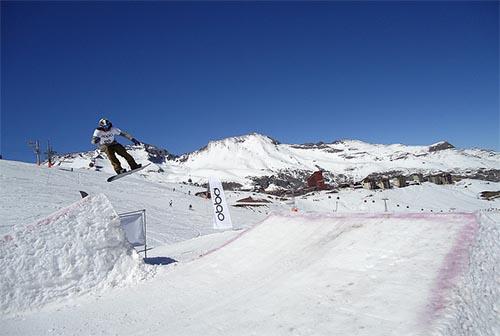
top-left (272, 210), bottom-right (478, 220)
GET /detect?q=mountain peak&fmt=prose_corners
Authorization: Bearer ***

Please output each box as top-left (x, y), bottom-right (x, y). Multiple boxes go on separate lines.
top-left (228, 133), bottom-right (280, 145)
top-left (203, 133), bottom-right (280, 149)
top-left (429, 141), bottom-right (455, 152)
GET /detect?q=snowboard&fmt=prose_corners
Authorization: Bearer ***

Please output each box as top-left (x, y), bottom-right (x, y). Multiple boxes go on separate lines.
top-left (107, 163), bottom-right (151, 182)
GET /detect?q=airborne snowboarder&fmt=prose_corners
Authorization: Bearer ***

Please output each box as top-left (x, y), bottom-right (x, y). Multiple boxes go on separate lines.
top-left (91, 118), bottom-right (142, 174)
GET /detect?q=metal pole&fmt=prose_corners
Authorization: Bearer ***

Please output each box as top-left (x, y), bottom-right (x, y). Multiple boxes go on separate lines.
top-left (334, 196), bottom-right (340, 212)
top-left (47, 141), bottom-right (51, 167)
top-left (28, 140), bottom-right (41, 165)
top-left (143, 209), bottom-right (147, 259)
top-left (46, 140), bottom-right (56, 167)
top-left (36, 140), bottom-right (41, 165)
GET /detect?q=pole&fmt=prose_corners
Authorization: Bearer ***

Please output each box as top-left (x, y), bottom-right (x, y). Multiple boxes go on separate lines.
top-left (36, 140), bottom-right (41, 165)
top-left (143, 209), bottom-right (147, 259)
top-left (382, 198), bottom-right (389, 212)
top-left (47, 141), bottom-right (51, 167)
top-left (334, 196), bottom-right (340, 212)
top-left (46, 140), bottom-right (56, 167)
top-left (28, 140), bottom-right (41, 165)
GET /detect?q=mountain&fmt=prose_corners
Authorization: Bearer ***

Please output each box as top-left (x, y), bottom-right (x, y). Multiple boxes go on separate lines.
top-left (51, 133), bottom-right (500, 191)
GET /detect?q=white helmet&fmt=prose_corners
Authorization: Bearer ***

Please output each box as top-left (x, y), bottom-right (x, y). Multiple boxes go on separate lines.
top-left (98, 118), bottom-right (112, 130)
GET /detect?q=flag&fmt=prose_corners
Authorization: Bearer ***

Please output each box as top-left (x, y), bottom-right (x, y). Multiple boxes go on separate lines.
top-left (208, 176), bottom-right (233, 230)
top-left (119, 212), bottom-right (145, 246)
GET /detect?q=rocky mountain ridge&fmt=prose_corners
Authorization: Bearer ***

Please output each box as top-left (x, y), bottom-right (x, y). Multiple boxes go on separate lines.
top-left (51, 133), bottom-right (500, 191)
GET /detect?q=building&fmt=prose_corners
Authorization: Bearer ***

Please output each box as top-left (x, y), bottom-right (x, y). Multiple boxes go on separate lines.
top-left (428, 175), bottom-right (442, 184)
top-left (195, 191), bottom-right (211, 199)
top-left (429, 173), bottom-right (453, 185)
top-left (362, 177), bottom-right (377, 190)
top-left (377, 177), bottom-right (391, 189)
top-left (307, 171), bottom-right (327, 190)
top-left (391, 176), bottom-right (407, 188)
top-left (408, 173), bottom-right (423, 184)
top-left (233, 196), bottom-right (271, 207)
top-left (441, 173), bottom-right (453, 184)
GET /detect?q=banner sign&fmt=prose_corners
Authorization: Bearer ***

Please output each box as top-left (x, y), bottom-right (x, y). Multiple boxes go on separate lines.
top-left (209, 176), bottom-right (233, 230)
top-left (119, 212), bottom-right (145, 246)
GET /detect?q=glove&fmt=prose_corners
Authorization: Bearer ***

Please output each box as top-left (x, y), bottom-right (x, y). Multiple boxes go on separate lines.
top-left (91, 136), bottom-right (101, 145)
top-left (131, 138), bottom-right (141, 146)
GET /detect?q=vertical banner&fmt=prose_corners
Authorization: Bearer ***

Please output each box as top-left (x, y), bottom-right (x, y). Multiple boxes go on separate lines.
top-left (209, 176), bottom-right (233, 230)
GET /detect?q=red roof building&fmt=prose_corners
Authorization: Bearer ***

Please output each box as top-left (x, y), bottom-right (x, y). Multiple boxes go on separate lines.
top-left (307, 171), bottom-right (327, 190)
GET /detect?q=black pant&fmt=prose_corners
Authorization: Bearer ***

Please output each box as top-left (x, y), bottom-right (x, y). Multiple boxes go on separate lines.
top-left (102, 143), bottom-right (139, 173)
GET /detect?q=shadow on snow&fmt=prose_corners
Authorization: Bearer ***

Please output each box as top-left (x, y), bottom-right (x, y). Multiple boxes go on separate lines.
top-left (143, 257), bottom-right (178, 266)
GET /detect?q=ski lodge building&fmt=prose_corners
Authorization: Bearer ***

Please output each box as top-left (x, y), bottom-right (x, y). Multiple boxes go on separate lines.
top-left (307, 171), bottom-right (327, 190)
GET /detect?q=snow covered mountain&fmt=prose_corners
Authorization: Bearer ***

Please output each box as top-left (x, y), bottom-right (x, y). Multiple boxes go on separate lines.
top-left (52, 133), bottom-right (500, 190)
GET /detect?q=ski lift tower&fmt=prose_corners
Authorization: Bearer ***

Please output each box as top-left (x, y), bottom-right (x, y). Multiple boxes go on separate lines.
top-left (46, 141), bottom-right (56, 167)
top-left (27, 140), bottom-right (41, 165)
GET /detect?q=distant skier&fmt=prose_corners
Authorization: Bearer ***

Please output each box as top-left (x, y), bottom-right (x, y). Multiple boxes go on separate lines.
top-left (91, 118), bottom-right (142, 174)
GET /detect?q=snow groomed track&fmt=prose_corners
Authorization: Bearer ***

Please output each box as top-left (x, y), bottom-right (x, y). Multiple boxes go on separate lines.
top-left (2, 201), bottom-right (498, 336)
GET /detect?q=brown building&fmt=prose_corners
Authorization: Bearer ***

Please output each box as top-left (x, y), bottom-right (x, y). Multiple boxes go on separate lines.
top-left (307, 171), bottom-right (327, 190)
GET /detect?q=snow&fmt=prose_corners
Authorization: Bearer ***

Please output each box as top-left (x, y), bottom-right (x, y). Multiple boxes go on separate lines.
top-left (0, 160), bottom-right (275, 244)
top-left (52, 133), bottom-right (500, 186)
top-left (265, 183), bottom-right (287, 192)
top-left (0, 194), bottom-right (147, 314)
top-left (0, 159), bottom-right (499, 335)
top-left (432, 212), bottom-right (500, 336)
top-left (294, 180), bottom-right (499, 214)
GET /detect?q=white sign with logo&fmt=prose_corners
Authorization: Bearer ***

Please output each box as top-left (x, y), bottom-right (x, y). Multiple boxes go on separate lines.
top-left (209, 176), bottom-right (233, 230)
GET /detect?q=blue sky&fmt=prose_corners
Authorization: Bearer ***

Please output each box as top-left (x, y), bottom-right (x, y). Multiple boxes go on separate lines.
top-left (1, 1), bottom-right (498, 163)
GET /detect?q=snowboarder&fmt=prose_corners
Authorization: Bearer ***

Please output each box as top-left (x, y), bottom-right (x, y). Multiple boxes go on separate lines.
top-left (91, 118), bottom-right (142, 174)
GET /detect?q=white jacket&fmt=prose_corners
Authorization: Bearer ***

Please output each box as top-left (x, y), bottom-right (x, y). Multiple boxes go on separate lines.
top-left (91, 127), bottom-right (133, 146)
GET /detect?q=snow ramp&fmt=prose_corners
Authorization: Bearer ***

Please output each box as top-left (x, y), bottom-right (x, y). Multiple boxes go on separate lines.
top-left (0, 194), bottom-right (146, 314)
top-left (1, 212), bottom-right (497, 336)
top-left (157, 212), bottom-right (495, 336)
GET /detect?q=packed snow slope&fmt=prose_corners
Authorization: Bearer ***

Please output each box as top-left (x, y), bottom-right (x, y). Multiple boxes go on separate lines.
top-left (0, 160), bottom-right (499, 335)
top-left (0, 194), bottom-right (147, 314)
top-left (52, 133), bottom-right (500, 187)
top-left (2, 212), bottom-right (498, 336)
top-left (0, 160), bottom-right (276, 244)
